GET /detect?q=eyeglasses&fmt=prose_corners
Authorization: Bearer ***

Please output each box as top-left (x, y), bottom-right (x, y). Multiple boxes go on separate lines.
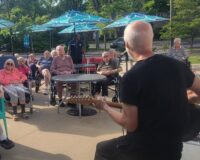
top-left (6, 62), bottom-right (14, 66)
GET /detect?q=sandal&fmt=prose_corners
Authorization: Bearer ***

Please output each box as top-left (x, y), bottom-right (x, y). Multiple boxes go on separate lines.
top-left (12, 114), bottom-right (19, 121)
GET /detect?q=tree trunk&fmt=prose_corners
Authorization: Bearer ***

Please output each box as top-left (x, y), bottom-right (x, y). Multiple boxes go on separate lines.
top-left (93, 0), bottom-right (100, 11)
top-left (191, 36), bottom-right (194, 48)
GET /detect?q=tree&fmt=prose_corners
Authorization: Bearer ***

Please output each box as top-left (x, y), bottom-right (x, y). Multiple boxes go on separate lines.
top-left (160, 0), bottom-right (200, 47)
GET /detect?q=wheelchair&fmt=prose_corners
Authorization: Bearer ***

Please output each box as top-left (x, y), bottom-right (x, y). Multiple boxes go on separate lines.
top-left (91, 74), bottom-right (121, 102)
top-left (0, 55), bottom-right (33, 114)
top-left (108, 75), bottom-right (121, 102)
top-left (35, 68), bottom-right (43, 93)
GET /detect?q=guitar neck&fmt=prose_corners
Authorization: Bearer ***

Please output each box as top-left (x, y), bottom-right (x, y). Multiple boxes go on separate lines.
top-left (103, 101), bottom-right (122, 109)
top-left (67, 96), bottom-right (123, 109)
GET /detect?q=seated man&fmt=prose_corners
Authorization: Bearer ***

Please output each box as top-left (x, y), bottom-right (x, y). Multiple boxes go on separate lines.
top-left (50, 45), bottom-right (75, 107)
top-left (95, 51), bottom-right (121, 96)
top-left (36, 50), bottom-right (53, 94)
top-left (0, 88), bottom-right (15, 158)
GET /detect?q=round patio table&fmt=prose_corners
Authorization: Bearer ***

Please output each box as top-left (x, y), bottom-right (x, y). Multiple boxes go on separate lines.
top-left (51, 74), bottom-right (106, 116)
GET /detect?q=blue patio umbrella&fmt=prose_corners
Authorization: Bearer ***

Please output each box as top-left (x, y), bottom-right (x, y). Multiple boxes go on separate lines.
top-left (58, 24), bottom-right (100, 34)
top-left (105, 12), bottom-right (168, 29)
top-left (0, 19), bottom-right (14, 29)
top-left (43, 10), bottom-right (111, 28)
top-left (30, 25), bottom-right (53, 32)
top-left (27, 25), bottom-right (54, 50)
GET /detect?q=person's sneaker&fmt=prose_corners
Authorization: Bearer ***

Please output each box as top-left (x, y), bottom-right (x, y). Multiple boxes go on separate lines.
top-left (50, 99), bottom-right (57, 106)
top-left (12, 114), bottom-right (19, 121)
top-left (21, 113), bottom-right (29, 119)
top-left (0, 138), bottom-right (15, 150)
top-left (43, 87), bottom-right (48, 95)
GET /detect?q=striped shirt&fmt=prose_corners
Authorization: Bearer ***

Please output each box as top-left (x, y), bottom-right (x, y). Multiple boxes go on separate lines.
top-left (50, 55), bottom-right (74, 75)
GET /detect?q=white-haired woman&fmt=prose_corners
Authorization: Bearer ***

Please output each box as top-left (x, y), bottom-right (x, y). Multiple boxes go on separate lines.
top-left (168, 38), bottom-right (189, 63)
top-left (0, 59), bottom-right (28, 121)
top-left (50, 49), bottom-right (58, 58)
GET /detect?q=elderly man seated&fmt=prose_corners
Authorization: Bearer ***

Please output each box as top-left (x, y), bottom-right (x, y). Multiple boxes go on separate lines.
top-left (50, 45), bottom-right (75, 107)
top-left (0, 59), bottom-right (28, 121)
top-left (94, 51), bottom-right (121, 97)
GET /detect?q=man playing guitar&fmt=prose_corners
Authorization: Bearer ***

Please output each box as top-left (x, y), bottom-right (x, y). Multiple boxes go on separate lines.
top-left (93, 21), bottom-right (200, 160)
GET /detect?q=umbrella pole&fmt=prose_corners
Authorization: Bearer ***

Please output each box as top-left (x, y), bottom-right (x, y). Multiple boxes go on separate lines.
top-left (49, 31), bottom-right (51, 50)
top-left (10, 28), bottom-right (14, 55)
top-left (104, 34), bottom-right (106, 51)
top-left (74, 22), bottom-right (76, 36)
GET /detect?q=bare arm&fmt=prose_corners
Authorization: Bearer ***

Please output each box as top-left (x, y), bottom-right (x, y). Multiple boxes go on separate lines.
top-left (190, 76), bottom-right (200, 95)
top-left (96, 99), bottom-right (138, 132)
top-left (187, 76), bottom-right (200, 103)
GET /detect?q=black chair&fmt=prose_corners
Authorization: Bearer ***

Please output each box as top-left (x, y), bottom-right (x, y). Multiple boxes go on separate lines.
top-left (34, 68), bottom-right (43, 93)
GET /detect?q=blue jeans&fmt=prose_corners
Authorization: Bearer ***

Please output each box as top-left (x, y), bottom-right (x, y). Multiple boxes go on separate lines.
top-left (29, 63), bottom-right (37, 80)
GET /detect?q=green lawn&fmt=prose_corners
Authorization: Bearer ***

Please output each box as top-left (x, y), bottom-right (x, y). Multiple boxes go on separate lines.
top-left (189, 55), bottom-right (200, 64)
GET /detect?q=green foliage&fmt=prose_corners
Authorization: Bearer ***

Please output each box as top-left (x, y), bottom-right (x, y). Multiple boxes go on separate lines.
top-left (160, 0), bottom-right (200, 47)
top-left (189, 55), bottom-right (200, 64)
top-left (0, 0), bottom-right (198, 52)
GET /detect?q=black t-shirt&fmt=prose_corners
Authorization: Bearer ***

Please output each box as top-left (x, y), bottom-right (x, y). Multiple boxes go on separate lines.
top-left (68, 39), bottom-right (83, 62)
top-left (120, 54), bottom-right (194, 146)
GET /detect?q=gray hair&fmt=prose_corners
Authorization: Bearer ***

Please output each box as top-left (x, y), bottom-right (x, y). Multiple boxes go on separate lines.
top-left (50, 49), bottom-right (58, 57)
top-left (17, 56), bottom-right (25, 62)
top-left (102, 51), bottom-right (110, 57)
top-left (124, 21), bottom-right (153, 54)
top-left (4, 58), bottom-right (15, 68)
top-left (174, 38), bottom-right (181, 44)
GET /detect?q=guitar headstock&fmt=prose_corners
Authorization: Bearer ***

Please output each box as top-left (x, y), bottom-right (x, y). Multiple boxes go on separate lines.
top-left (67, 96), bottom-right (95, 105)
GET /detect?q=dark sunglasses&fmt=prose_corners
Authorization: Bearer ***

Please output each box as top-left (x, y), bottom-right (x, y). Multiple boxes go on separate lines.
top-left (6, 62), bottom-right (14, 66)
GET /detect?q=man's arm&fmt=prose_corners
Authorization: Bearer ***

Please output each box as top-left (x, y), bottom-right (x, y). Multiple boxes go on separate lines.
top-left (187, 76), bottom-right (200, 103)
top-left (96, 100), bottom-right (138, 132)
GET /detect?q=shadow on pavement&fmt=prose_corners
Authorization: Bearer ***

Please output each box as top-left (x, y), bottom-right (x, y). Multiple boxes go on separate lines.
top-left (0, 143), bottom-right (72, 160)
top-left (16, 92), bottom-right (122, 137)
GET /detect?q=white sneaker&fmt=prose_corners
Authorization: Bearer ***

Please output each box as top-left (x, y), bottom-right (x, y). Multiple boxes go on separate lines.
top-left (43, 87), bottom-right (48, 95)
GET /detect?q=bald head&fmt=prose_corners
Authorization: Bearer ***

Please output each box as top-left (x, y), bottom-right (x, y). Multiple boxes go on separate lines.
top-left (124, 21), bottom-right (153, 55)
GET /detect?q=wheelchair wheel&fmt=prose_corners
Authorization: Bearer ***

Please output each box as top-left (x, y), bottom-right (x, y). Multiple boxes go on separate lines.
top-left (112, 96), bottom-right (118, 103)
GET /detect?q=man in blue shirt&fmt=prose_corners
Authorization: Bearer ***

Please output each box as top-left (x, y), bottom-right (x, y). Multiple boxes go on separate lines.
top-left (68, 34), bottom-right (84, 65)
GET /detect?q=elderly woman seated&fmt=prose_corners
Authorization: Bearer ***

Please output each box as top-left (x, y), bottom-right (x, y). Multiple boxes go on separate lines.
top-left (0, 59), bottom-right (28, 121)
top-left (36, 50), bottom-right (53, 94)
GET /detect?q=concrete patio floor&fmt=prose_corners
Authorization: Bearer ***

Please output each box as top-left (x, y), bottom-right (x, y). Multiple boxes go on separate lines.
top-left (1, 88), bottom-right (200, 160)
top-left (1, 62), bottom-right (200, 160)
